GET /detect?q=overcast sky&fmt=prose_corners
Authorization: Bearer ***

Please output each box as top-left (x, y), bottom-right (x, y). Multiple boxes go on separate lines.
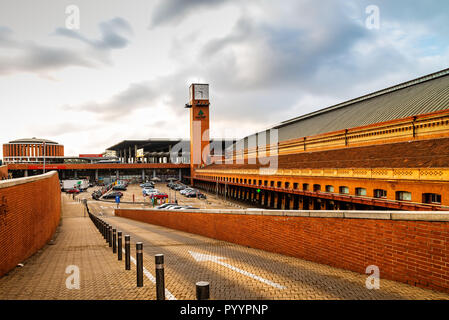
top-left (0, 0), bottom-right (448, 157)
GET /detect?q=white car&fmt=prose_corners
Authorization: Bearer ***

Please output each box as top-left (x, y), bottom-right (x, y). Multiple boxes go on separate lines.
top-left (180, 188), bottom-right (195, 195)
top-left (143, 188), bottom-right (159, 196)
top-left (168, 205), bottom-right (184, 210)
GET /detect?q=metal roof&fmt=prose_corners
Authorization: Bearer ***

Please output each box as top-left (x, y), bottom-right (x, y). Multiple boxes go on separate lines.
top-left (9, 137), bottom-right (59, 144)
top-left (274, 68), bottom-right (449, 142)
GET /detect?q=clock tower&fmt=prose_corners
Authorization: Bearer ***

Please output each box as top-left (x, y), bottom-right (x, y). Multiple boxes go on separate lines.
top-left (187, 84), bottom-right (210, 177)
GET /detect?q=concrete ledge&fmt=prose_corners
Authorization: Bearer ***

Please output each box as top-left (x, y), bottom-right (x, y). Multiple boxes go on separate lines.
top-left (344, 211), bottom-right (391, 220)
top-left (309, 211), bottom-right (343, 218)
top-left (115, 208), bottom-right (449, 222)
top-left (391, 212), bottom-right (449, 222)
top-left (283, 210), bottom-right (310, 217)
top-left (0, 171), bottom-right (58, 189)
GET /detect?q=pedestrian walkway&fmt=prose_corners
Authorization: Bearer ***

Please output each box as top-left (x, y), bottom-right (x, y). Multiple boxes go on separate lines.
top-left (0, 194), bottom-right (155, 300)
top-left (1, 194), bottom-right (449, 300)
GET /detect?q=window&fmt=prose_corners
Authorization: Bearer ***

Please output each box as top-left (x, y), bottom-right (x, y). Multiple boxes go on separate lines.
top-left (270, 181), bottom-right (275, 187)
top-left (258, 180), bottom-right (262, 186)
top-left (396, 191), bottom-right (412, 201)
top-left (423, 193), bottom-right (441, 204)
top-left (355, 188), bottom-right (367, 196)
top-left (313, 184), bottom-right (321, 192)
top-left (293, 183), bottom-right (299, 190)
top-left (253, 179), bottom-right (257, 185)
top-left (374, 189), bottom-right (387, 198)
top-left (325, 185), bottom-right (334, 193)
top-left (285, 182), bottom-right (290, 189)
top-left (264, 180), bottom-right (268, 186)
top-left (277, 181), bottom-right (282, 188)
top-left (339, 186), bottom-right (349, 194)
top-left (244, 179), bottom-right (247, 184)
top-left (303, 183), bottom-right (310, 191)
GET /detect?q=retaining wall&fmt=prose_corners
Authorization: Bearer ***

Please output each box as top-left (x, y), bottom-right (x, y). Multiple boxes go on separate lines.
top-left (0, 165), bottom-right (7, 180)
top-left (115, 208), bottom-right (449, 293)
top-left (0, 171), bottom-right (61, 277)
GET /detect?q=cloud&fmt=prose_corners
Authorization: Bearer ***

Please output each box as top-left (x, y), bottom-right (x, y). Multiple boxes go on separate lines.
top-left (0, 17), bottom-right (133, 76)
top-left (66, 82), bottom-right (157, 121)
top-left (149, 0), bottom-right (229, 27)
top-left (54, 17), bottom-right (133, 50)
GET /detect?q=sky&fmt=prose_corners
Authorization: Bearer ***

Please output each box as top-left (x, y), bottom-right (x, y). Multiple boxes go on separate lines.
top-left (0, 0), bottom-right (448, 157)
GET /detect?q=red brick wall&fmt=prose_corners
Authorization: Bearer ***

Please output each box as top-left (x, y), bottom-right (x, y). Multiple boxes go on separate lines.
top-left (0, 171), bottom-right (61, 277)
top-left (116, 209), bottom-right (449, 293)
top-left (0, 165), bottom-right (7, 180)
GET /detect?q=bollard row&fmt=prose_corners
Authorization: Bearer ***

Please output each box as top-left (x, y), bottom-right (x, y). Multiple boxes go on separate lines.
top-left (88, 207), bottom-right (210, 299)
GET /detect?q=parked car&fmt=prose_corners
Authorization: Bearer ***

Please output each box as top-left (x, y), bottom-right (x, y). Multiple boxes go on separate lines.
top-left (66, 188), bottom-right (80, 194)
top-left (180, 188), bottom-right (195, 195)
top-left (185, 191), bottom-right (198, 198)
top-left (168, 205), bottom-right (185, 210)
top-left (143, 188), bottom-right (159, 196)
top-left (140, 182), bottom-right (155, 188)
top-left (156, 203), bottom-right (177, 209)
top-left (113, 185), bottom-right (127, 191)
top-left (92, 190), bottom-right (102, 200)
top-left (103, 191), bottom-right (123, 199)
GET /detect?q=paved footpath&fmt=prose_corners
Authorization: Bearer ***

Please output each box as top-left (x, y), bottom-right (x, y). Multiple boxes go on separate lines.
top-left (0, 194), bottom-right (155, 300)
top-left (1, 194), bottom-right (449, 300)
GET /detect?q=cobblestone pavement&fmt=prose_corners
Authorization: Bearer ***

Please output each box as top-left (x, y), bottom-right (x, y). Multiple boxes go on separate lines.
top-left (89, 199), bottom-right (449, 300)
top-left (0, 194), bottom-right (155, 300)
top-left (1, 193), bottom-right (449, 300)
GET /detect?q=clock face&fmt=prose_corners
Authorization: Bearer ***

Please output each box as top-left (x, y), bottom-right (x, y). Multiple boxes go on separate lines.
top-left (194, 84), bottom-right (209, 100)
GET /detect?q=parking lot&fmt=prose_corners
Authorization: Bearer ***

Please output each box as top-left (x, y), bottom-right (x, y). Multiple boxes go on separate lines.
top-left (77, 182), bottom-right (248, 210)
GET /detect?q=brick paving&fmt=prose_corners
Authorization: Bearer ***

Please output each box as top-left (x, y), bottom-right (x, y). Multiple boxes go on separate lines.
top-left (0, 194), bottom-right (154, 300)
top-left (1, 192), bottom-right (449, 300)
top-left (89, 200), bottom-right (449, 300)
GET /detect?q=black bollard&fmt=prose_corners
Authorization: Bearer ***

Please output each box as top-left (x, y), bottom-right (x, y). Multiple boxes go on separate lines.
top-left (112, 229), bottom-right (117, 253)
top-left (155, 254), bottom-right (165, 300)
top-left (196, 281), bottom-right (210, 300)
top-left (136, 242), bottom-right (143, 287)
top-left (125, 235), bottom-right (131, 270)
top-left (108, 226), bottom-right (112, 247)
top-left (117, 232), bottom-right (122, 261)
top-left (106, 224), bottom-right (110, 243)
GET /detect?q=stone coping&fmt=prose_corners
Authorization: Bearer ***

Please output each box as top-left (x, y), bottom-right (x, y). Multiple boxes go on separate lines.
top-left (0, 170), bottom-right (58, 189)
top-left (115, 207), bottom-right (449, 222)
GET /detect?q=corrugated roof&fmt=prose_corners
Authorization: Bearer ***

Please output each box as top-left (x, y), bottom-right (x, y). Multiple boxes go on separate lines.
top-left (274, 68), bottom-right (449, 142)
top-left (9, 138), bottom-right (59, 144)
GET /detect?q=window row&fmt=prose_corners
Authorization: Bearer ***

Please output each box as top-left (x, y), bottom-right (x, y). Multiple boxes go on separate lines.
top-left (211, 176), bottom-right (442, 204)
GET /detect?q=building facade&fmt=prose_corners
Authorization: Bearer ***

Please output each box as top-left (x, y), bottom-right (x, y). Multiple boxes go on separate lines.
top-left (2, 138), bottom-right (64, 164)
top-left (191, 68), bottom-right (449, 211)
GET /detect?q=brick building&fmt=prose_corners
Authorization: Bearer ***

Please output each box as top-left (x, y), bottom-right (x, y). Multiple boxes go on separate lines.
top-left (191, 68), bottom-right (449, 211)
